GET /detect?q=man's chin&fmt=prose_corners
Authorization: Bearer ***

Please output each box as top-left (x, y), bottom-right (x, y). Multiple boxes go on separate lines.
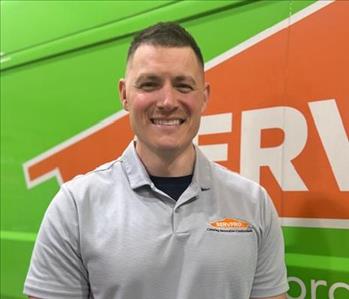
top-left (153, 142), bottom-right (194, 156)
top-left (155, 143), bottom-right (181, 152)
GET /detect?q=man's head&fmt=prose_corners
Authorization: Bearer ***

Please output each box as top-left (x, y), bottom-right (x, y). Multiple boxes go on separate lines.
top-left (127, 22), bottom-right (204, 70)
top-left (119, 22), bottom-right (209, 162)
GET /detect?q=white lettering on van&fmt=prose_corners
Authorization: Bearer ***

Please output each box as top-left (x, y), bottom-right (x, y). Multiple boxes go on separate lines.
top-left (329, 282), bottom-right (349, 299)
top-left (240, 106), bottom-right (308, 190)
top-left (309, 99), bottom-right (349, 191)
top-left (287, 276), bottom-right (349, 299)
top-left (311, 279), bottom-right (327, 299)
top-left (287, 276), bottom-right (306, 299)
top-left (195, 112), bottom-right (232, 161)
top-left (196, 99), bottom-right (347, 192)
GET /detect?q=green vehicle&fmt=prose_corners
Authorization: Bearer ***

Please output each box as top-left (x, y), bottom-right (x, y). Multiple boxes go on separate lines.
top-left (1, 1), bottom-right (348, 298)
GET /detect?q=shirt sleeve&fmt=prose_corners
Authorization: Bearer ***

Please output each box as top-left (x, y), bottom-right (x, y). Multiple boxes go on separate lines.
top-left (250, 188), bottom-right (289, 298)
top-left (23, 185), bottom-right (90, 298)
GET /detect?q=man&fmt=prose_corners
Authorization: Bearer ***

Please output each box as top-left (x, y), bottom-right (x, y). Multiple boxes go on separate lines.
top-left (24, 22), bottom-right (289, 299)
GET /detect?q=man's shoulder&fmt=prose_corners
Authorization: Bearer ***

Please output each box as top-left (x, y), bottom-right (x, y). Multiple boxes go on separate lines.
top-left (64, 158), bottom-right (124, 193)
top-left (210, 161), bottom-right (259, 186)
top-left (210, 161), bottom-right (266, 200)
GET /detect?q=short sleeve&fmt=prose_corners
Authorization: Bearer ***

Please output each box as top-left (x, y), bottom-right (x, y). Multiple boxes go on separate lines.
top-left (250, 189), bottom-right (289, 298)
top-left (24, 185), bottom-right (90, 298)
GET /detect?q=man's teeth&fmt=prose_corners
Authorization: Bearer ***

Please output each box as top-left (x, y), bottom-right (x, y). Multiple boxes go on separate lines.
top-left (152, 119), bottom-right (182, 126)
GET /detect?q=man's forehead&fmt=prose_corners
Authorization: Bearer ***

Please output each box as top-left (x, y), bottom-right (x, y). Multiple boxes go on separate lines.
top-left (131, 44), bottom-right (193, 57)
top-left (128, 45), bottom-right (201, 68)
top-left (126, 45), bottom-right (203, 80)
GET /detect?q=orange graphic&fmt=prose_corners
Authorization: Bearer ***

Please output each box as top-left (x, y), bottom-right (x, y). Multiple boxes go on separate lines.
top-left (209, 218), bottom-right (251, 230)
top-left (204, 0), bottom-right (348, 219)
top-left (24, 113), bottom-right (133, 185)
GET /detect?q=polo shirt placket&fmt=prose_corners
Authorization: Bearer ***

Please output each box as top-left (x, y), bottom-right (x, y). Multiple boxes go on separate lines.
top-left (122, 142), bottom-right (212, 237)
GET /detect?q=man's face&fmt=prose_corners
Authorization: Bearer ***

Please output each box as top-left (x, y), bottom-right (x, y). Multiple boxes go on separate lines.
top-left (119, 45), bottom-right (209, 157)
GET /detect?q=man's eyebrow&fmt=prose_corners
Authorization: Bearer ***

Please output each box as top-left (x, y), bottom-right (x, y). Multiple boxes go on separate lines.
top-left (135, 74), bottom-right (161, 85)
top-left (134, 74), bottom-right (197, 86)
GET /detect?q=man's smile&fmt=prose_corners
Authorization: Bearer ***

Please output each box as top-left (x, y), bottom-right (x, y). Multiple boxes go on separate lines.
top-left (150, 118), bottom-right (185, 126)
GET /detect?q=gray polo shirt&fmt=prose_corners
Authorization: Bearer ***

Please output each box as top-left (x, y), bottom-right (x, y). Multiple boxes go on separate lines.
top-left (24, 142), bottom-right (288, 299)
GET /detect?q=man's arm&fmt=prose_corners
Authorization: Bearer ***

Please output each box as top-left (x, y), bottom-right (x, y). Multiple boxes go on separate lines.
top-left (24, 186), bottom-right (89, 298)
top-left (249, 189), bottom-right (289, 298)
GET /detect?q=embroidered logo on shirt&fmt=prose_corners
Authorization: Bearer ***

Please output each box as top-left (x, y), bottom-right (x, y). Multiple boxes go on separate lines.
top-left (207, 218), bottom-right (253, 233)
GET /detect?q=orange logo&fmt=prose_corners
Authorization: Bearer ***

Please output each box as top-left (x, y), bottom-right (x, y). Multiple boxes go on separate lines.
top-left (209, 218), bottom-right (252, 232)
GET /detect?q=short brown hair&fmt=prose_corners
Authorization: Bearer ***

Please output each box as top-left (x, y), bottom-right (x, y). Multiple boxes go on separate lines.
top-left (127, 22), bottom-right (204, 67)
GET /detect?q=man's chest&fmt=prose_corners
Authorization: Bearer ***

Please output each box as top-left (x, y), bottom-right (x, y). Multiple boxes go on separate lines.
top-left (80, 193), bottom-right (259, 298)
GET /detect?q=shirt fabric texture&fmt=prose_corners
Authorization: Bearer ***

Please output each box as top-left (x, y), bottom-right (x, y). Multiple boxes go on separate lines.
top-left (24, 142), bottom-right (289, 299)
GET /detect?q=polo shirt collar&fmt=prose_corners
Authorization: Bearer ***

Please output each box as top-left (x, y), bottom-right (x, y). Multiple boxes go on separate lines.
top-left (121, 141), bottom-right (212, 191)
top-left (121, 141), bottom-right (153, 189)
top-left (192, 146), bottom-right (212, 191)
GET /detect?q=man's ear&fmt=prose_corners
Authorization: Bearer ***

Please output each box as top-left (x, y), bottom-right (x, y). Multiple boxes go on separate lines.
top-left (118, 79), bottom-right (128, 111)
top-left (201, 82), bottom-right (210, 113)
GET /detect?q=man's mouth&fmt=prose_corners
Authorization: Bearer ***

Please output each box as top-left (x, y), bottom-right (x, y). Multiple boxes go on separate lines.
top-left (151, 118), bottom-right (185, 126)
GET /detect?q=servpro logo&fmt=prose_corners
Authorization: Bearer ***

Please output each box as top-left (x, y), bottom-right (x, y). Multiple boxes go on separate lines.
top-left (207, 218), bottom-right (253, 233)
top-left (23, 1), bottom-right (348, 229)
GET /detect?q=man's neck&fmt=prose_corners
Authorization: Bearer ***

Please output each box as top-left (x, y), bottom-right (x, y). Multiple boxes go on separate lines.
top-left (135, 143), bottom-right (196, 177)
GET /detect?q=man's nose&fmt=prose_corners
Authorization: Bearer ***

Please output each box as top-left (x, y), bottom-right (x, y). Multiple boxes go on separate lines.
top-left (157, 84), bottom-right (179, 111)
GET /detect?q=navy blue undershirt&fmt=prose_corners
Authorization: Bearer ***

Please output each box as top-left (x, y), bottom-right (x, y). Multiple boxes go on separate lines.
top-left (149, 175), bottom-right (193, 201)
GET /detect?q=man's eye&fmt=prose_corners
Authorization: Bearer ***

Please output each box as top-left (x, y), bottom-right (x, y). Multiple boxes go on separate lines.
top-left (139, 82), bottom-right (158, 91)
top-left (176, 84), bottom-right (193, 93)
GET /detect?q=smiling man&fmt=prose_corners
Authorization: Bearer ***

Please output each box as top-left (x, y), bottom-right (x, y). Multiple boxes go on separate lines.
top-left (24, 22), bottom-right (289, 299)
top-left (119, 42), bottom-right (209, 177)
